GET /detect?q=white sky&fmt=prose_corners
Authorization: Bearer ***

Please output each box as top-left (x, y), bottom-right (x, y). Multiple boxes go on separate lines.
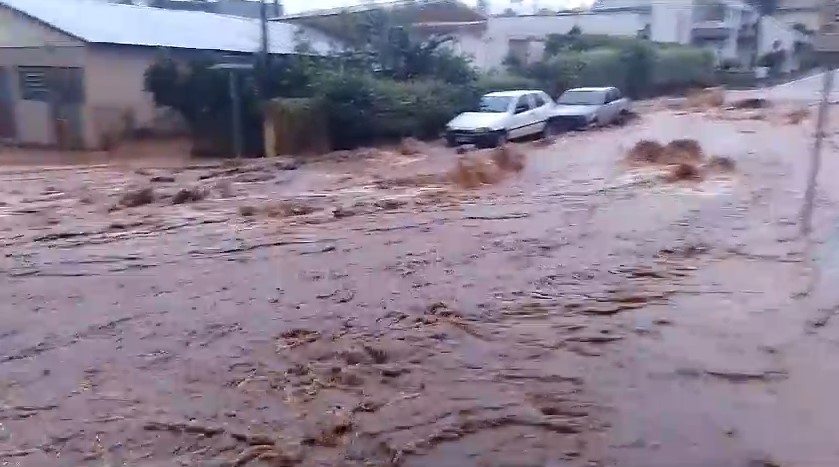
top-left (282, 0), bottom-right (595, 14)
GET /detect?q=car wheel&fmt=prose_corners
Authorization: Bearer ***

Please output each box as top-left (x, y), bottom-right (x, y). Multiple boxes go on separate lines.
top-left (616, 110), bottom-right (630, 126)
top-left (493, 131), bottom-right (508, 148)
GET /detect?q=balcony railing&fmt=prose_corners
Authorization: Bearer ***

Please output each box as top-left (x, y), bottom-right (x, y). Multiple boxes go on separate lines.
top-left (692, 20), bottom-right (735, 39)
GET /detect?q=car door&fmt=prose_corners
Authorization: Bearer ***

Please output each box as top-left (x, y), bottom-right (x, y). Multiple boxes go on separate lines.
top-left (610, 88), bottom-right (625, 118)
top-left (509, 95), bottom-right (532, 139)
top-left (594, 89), bottom-right (611, 124)
top-left (524, 93), bottom-right (546, 137)
top-left (603, 88), bottom-right (620, 123)
top-left (529, 92), bottom-right (550, 134)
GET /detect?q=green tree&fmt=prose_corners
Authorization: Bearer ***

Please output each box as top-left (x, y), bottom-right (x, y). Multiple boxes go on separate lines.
top-left (331, 10), bottom-right (476, 84)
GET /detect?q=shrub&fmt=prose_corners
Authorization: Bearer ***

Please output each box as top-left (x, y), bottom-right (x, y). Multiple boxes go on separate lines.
top-left (652, 48), bottom-right (716, 93)
top-left (509, 35), bottom-right (715, 99)
top-left (315, 72), bottom-right (476, 149)
top-left (620, 41), bottom-right (655, 98)
top-left (544, 33), bottom-right (647, 56)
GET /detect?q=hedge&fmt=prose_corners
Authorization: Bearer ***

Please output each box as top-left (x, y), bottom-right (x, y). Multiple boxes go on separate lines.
top-left (652, 48), bottom-right (716, 93)
top-left (316, 72), bottom-right (478, 149)
top-left (516, 42), bottom-right (715, 99)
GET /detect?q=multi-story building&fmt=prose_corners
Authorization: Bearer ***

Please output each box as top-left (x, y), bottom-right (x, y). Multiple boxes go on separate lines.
top-left (555, 0), bottom-right (801, 69)
top-left (812, 0), bottom-right (839, 55)
top-left (773, 0), bottom-right (821, 33)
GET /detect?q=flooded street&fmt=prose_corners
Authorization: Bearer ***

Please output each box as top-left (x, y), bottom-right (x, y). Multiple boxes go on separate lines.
top-left (2, 102), bottom-right (839, 467)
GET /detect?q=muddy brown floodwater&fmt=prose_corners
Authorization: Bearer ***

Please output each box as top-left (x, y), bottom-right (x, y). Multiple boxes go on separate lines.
top-left (3, 103), bottom-right (839, 467)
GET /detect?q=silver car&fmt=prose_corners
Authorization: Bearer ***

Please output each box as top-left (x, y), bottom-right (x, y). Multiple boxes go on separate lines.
top-left (550, 87), bottom-right (631, 130)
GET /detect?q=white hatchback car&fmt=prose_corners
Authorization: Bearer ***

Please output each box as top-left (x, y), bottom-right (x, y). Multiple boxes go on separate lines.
top-left (445, 90), bottom-right (555, 148)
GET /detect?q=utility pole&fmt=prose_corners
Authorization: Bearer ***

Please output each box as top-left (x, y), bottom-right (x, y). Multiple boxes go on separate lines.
top-left (802, 0), bottom-right (838, 236)
top-left (257, 0), bottom-right (270, 104)
top-left (259, 0), bottom-right (269, 64)
top-left (801, 68), bottom-right (833, 236)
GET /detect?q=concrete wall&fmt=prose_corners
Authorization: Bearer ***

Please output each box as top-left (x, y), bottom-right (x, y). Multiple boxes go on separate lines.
top-left (452, 11), bottom-right (646, 70)
top-left (651, 1), bottom-right (693, 44)
top-left (774, 9), bottom-right (820, 32)
top-left (446, 30), bottom-right (490, 69)
top-left (760, 15), bottom-right (804, 72)
top-left (84, 45), bottom-right (161, 149)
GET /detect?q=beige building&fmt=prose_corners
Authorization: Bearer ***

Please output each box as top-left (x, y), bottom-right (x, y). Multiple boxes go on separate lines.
top-left (0, 0), bottom-right (338, 150)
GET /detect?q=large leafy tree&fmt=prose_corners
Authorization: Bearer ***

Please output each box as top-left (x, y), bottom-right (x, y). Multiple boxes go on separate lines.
top-left (331, 10), bottom-right (476, 84)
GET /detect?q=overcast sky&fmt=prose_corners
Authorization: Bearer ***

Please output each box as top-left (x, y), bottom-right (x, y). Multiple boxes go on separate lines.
top-left (282, 0), bottom-right (595, 14)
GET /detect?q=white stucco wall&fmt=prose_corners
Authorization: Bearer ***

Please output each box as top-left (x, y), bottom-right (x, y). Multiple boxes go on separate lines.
top-left (452, 11), bottom-right (646, 70)
top-left (760, 15), bottom-right (805, 72)
top-left (84, 44), bottom-right (159, 148)
top-left (773, 9), bottom-right (820, 32)
top-left (650, 0), bottom-right (693, 44)
top-left (446, 30), bottom-right (489, 69)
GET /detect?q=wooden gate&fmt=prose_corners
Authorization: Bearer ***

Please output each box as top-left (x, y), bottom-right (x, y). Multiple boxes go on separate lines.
top-left (47, 67), bottom-right (84, 149)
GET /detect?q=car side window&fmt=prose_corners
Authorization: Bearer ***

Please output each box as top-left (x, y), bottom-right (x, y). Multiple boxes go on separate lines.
top-left (532, 93), bottom-right (546, 108)
top-left (612, 88), bottom-right (622, 100)
top-left (541, 92), bottom-right (553, 105)
top-left (603, 90), bottom-right (613, 104)
top-left (514, 96), bottom-right (530, 114)
top-left (525, 93), bottom-right (538, 109)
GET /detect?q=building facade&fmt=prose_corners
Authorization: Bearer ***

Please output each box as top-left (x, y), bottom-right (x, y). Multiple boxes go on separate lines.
top-left (774, 0), bottom-right (821, 33)
top-left (446, 0), bottom-right (806, 71)
top-left (0, 0), bottom-right (337, 150)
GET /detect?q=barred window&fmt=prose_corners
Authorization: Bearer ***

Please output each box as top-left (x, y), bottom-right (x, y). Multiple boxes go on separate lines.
top-left (18, 66), bottom-right (50, 101)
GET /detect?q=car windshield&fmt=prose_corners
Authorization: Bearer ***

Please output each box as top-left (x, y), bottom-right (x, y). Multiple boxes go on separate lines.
top-left (478, 95), bottom-right (513, 113)
top-left (557, 90), bottom-right (606, 105)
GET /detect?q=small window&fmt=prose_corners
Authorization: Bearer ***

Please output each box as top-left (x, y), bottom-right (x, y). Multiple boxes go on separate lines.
top-left (18, 66), bottom-right (50, 101)
top-left (611, 88), bottom-right (622, 101)
top-left (532, 93), bottom-right (546, 107)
